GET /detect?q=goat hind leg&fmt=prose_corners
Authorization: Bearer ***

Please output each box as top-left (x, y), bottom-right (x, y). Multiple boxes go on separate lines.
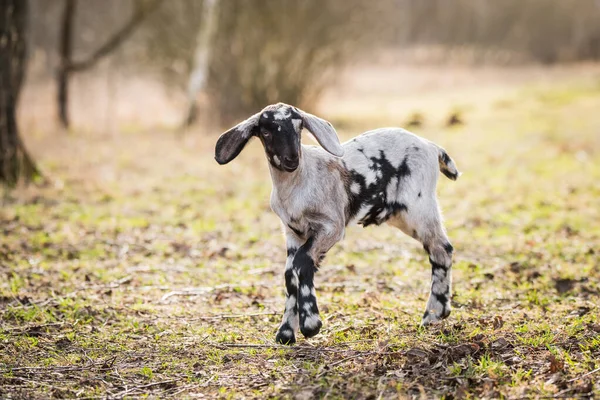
top-left (421, 228), bottom-right (453, 325)
top-left (387, 206), bottom-right (453, 326)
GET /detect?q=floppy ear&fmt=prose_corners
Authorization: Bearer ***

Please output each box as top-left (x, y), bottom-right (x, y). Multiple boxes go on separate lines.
top-left (294, 108), bottom-right (344, 157)
top-left (215, 113), bottom-right (260, 164)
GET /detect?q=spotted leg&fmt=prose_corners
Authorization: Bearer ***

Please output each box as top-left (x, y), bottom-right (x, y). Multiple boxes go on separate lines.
top-left (275, 233), bottom-right (303, 344)
top-left (387, 198), bottom-right (453, 325)
top-left (296, 222), bottom-right (344, 338)
top-left (295, 237), bottom-right (322, 338)
top-left (422, 237), bottom-right (453, 325)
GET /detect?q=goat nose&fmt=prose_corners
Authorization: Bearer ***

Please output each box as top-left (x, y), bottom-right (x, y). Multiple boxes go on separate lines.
top-left (283, 155), bottom-right (298, 164)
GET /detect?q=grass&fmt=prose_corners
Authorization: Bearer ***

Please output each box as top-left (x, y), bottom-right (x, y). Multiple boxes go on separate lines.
top-left (1, 65), bottom-right (600, 398)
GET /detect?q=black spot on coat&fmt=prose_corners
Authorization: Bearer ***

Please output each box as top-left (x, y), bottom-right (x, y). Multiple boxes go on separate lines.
top-left (345, 151), bottom-right (411, 226)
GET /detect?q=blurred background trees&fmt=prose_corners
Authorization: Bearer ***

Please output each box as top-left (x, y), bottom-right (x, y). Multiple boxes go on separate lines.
top-left (2, 0), bottom-right (600, 187)
top-left (139, 0), bottom-right (376, 125)
top-left (24, 0), bottom-right (600, 125)
top-left (56, 0), bottom-right (162, 128)
top-left (203, 0), bottom-right (376, 124)
top-left (387, 0), bottom-right (600, 64)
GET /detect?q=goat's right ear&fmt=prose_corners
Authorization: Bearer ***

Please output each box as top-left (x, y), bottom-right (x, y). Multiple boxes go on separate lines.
top-left (293, 108), bottom-right (344, 157)
top-left (215, 113), bottom-right (260, 164)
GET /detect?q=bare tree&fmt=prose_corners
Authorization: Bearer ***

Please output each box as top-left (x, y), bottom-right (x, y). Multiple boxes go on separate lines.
top-left (56, 0), bottom-right (163, 129)
top-left (138, 0), bottom-right (378, 125)
top-left (140, 0), bottom-right (206, 91)
top-left (183, 0), bottom-right (218, 128)
top-left (57, 0), bottom-right (76, 128)
top-left (0, 0), bottom-right (41, 188)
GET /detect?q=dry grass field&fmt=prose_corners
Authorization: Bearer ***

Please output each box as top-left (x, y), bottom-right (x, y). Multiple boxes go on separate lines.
top-left (1, 63), bottom-right (600, 398)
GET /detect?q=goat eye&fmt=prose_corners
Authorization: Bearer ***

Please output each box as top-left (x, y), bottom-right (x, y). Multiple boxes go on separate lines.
top-left (262, 130), bottom-right (271, 137)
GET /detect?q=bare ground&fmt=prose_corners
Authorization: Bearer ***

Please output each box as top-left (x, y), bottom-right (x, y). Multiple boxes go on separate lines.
top-left (1, 64), bottom-right (600, 399)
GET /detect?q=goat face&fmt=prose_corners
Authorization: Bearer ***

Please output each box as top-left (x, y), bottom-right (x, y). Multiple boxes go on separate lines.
top-left (215, 103), bottom-right (344, 168)
top-left (258, 104), bottom-right (303, 172)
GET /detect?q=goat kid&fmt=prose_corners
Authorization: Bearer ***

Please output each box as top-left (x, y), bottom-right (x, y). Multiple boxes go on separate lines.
top-left (215, 103), bottom-right (460, 345)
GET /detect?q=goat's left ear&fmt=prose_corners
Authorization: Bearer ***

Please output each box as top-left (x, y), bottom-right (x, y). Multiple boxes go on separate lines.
top-left (294, 108), bottom-right (344, 157)
top-left (215, 112), bottom-right (260, 164)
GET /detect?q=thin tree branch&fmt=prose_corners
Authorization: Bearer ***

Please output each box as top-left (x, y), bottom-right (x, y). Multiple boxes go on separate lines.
top-left (66, 0), bottom-right (163, 73)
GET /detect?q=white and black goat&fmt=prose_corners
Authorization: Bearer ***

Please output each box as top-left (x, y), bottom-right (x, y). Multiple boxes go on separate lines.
top-left (215, 103), bottom-right (460, 344)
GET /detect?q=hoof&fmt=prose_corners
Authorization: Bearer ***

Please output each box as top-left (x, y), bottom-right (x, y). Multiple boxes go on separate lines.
top-left (300, 316), bottom-right (322, 338)
top-left (421, 293), bottom-right (451, 326)
top-left (275, 328), bottom-right (296, 345)
top-left (421, 307), bottom-right (451, 327)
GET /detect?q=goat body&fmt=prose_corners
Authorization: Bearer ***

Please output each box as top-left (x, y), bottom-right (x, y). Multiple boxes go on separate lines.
top-left (215, 103), bottom-right (459, 344)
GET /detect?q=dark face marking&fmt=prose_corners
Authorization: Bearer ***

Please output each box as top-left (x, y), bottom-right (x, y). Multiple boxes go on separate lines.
top-left (257, 109), bottom-right (303, 172)
top-left (345, 151), bottom-right (412, 227)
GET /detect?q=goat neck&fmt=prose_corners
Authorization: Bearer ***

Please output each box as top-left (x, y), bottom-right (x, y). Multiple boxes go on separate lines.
top-left (268, 152), bottom-right (307, 199)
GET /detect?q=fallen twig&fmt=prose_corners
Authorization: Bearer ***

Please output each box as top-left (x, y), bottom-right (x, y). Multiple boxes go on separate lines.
top-left (111, 379), bottom-right (178, 398)
top-left (316, 350), bottom-right (406, 378)
top-left (568, 366), bottom-right (600, 382)
top-left (2, 276), bottom-right (135, 310)
top-left (1, 322), bottom-right (67, 333)
top-left (208, 342), bottom-right (294, 350)
top-left (2, 358), bottom-right (117, 374)
top-left (160, 283), bottom-right (270, 302)
top-left (187, 312), bottom-right (279, 321)
top-left (316, 352), bottom-right (376, 378)
top-left (5, 376), bottom-right (70, 392)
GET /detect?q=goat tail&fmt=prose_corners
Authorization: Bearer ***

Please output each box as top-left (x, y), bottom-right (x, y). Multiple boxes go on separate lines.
top-left (435, 145), bottom-right (461, 181)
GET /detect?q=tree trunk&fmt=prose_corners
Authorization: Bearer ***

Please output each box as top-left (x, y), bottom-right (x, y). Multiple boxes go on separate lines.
top-left (0, 0), bottom-right (40, 187)
top-left (182, 0), bottom-right (219, 128)
top-left (57, 0), bottom-right (76, 129)
top-left (55, 0), bottom-right (162, 129)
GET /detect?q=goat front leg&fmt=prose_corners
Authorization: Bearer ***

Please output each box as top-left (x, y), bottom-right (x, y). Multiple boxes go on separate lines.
top-left (296, 224), bottom-right (344, 338)
top-left (275, 233), bottom-right (303, 344)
